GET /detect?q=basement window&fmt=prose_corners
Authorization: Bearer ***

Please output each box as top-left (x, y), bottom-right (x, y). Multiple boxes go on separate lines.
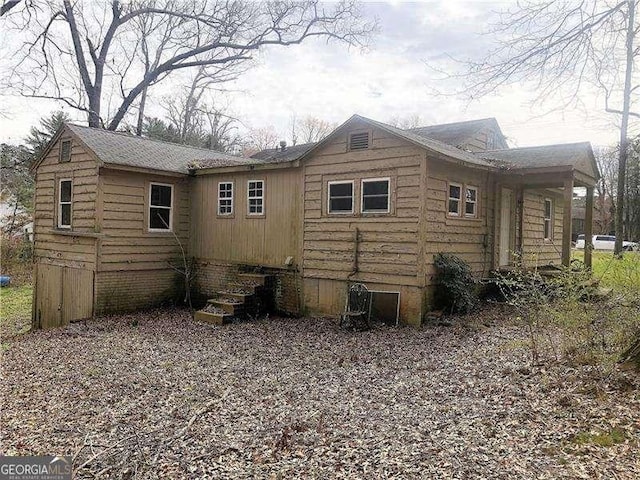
top-left (328, 181), bottom-right (354, 214)
top-left (544, 198), bottom-right (553, 240)
top-left (248, 180), bottom-right (264, 215)
top-left (349, 131), bottom-right (370, 151)
top-left (361, 178), bottom-right (390, 213)
top-left (465, 186), bottom-right (478, 218)
top-left (58, 179), bottom-right (72, 229)
top-left (218, 182), bottom-right (233, 215)
top-left (149, 183), bottom-right (173, 231)
top-left (448, 183), bottom-right (462, 216)
top-left (59, 140), bottom-right (72, 163)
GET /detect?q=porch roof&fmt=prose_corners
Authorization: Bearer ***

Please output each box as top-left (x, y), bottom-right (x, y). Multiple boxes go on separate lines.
top-left (477, 142), bottom-right (600, 186)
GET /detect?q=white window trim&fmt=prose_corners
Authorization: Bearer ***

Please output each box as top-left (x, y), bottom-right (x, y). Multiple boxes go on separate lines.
top-left (217, 181), bottom-right (234, 216)
top-left (247, 179), bottom-right (265, 216)
top-left (148, 182), bottom-right (174, 232)
top-left (543, 197), bottom-right (553, 240)
top-left (361, 177), bottom-right (391, 214)
top-left (58, 178), bottom-right (72, 229)
top-left (448, 182), bottom-right (463, 217)
top-left (465, 185), bottom-right (478, 218)
top-left (327, 180), bottom-right (354, 214)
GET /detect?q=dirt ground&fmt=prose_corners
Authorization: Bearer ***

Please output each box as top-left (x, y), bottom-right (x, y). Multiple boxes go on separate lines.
top-left (1, 307), bottom-right (638, 479)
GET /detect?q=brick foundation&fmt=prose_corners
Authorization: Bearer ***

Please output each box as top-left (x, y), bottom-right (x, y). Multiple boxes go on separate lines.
top-left (96, 269), bottom-right (184, 314)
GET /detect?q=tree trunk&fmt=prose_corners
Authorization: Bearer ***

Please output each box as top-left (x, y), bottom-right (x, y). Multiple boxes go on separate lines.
top-left (614, 0), bottom-right (635, 256)
top-left (136, 86), bottom-right (148, 136)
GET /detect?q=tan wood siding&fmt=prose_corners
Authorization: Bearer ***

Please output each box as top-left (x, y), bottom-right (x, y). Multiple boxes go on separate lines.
top-left (423, 160), bottom-right (494, 284)
top-left (33, 132), bottom-right (99, 269)
top-left (302, 123), bottom-right (424, 289)
top-left (98, 170), bottom-right (190, 271)
top-left (521, 190), bottom-right (564, 266)
top-left (189, 169), bottom-right (302, 268)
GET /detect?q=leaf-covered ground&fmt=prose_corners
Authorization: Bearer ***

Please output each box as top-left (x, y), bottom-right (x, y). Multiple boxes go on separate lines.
top-left (1, 307), bottom-right (638, 479)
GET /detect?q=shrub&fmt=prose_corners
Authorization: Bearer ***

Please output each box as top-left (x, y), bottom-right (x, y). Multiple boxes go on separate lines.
top-left (433, 253), bottom-right (478, 314)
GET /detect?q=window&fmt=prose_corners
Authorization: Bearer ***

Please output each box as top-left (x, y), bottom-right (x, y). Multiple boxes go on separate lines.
top-left (149, 183), bottom-right (173, 231)
top-left (349, 131), bottom-right (370, 151)
top-left (58, 179), bottom-right (72, 229)
top-left (465, 186), bottom-right (478, 218)
top-left (544, 198), bottom-right (553, 240)
top-left (361, 178), bottom-right (390, 213)
top-left (328, 181), bottom-right (354, 214)
top-left (247, 180), bottom-right (264, 215)
top-left (218, 182), bottom-right (233, 215)
top-left (59, 140), bottom-right (72, 163)
top-left (448, 183), bottom-right (462, 216)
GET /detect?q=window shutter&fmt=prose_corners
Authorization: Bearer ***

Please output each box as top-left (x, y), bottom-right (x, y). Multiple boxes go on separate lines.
top-left (349, 132), bottom-right (370, 151)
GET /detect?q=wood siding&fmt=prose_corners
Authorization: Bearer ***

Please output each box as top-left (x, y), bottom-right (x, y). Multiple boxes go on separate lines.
top-left (98, 169), bottom-right (190, 272)
top-left (521, 190), bottom-right (564, 266)
top-left (190, 169), bottom-right (302, 268)
top-left (33, 132), bottom-right (99, 270)
top-left (423, 160), bottom-right (494, 284)
top-left (302, 123), bottom-right (425, 289)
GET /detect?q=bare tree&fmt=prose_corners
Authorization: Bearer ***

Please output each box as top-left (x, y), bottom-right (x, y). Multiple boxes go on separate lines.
top-left (594, 146), bottom-right (618, 235)
top-left (453, 0), bottom-right (639, 255)
top-left (4, 1), bottom-right (376, 130)
top-left (243, 126), bottom-right (281, 156)
top-left (296, 116), bottom-right (335, 144)
top-left (386, 114), bottom-right (422, 130)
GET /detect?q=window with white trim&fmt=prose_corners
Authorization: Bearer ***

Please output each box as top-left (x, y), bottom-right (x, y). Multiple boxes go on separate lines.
top-left (328, 181), bottom-right (354, 214)
top-left (149, 183), bottom-right (173, 231)
top-left (218, 182), bottom-right (233, 215)
top-left (361, 178), bottom-right (390, 213)
top-left (58, 179), bottom-right (72, 229)
top-left (465, 186), bottom-right (478, 218)
top-left (247, 180), bottom-right (264, 215)
top-left (448, 183), bottom-right (462, 216)
top-left (544, 198), bottom-right (553, 240)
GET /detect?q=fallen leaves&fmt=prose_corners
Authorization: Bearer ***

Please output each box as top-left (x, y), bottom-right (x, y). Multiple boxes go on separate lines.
top-left (0, 306), bottom-right (638, 479)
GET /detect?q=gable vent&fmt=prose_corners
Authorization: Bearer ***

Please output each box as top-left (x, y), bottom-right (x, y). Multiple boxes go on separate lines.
top-left (349, 132), bottom-right (370, 151)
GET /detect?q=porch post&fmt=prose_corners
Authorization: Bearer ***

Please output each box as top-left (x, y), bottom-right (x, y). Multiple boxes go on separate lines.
top-left (584, 186), bottom-right (594, 270)
top-left (562, 177), bottom-right (574, 267)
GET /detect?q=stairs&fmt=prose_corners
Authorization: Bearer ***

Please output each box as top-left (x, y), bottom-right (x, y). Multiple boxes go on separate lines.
top-left (194, 272), bottom-right (273, 325)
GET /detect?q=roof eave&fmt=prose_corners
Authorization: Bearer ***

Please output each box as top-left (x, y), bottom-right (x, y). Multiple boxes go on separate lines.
top-left (193, 159), bottom-right (300, 175)
top-left (101, 163), bottom-right (187, 177)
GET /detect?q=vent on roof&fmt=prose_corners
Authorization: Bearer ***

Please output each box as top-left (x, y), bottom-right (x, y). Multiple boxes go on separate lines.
top-left (349, 132), bottom-right (370, 151)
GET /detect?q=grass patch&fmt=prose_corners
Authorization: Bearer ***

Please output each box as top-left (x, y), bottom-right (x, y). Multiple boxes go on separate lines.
top-left (574, 250), bottom-right (640, 293)
top-left (0, 284), bottom-right (33, 337)
top-left (571, 428), bottom-right (628, 447)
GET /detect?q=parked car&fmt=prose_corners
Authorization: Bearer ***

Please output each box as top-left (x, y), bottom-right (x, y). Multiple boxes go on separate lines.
top-left (575, 234), bottom-right (639, 251)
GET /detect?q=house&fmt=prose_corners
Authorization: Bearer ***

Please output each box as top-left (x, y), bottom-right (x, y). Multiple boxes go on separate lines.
top-left (31, 115), bottom-right (599, 328)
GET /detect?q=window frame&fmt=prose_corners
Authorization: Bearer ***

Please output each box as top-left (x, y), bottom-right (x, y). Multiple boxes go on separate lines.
top-left (447, 182), bottom-right (463, 217)
top-left (57, 178), bottom-right (72, 229)
top-left (247, 179), bottom-right (265, 216)
top-left (464, 185), bottom-right (479, 218)
top-left (327, 180), bottom-right (355, 215)
top-left (543, 197), bottom-right (553, 240)
top-left (217, 181), bottom-right (234, 216)
top-left (59, 139), bottom-right (72, 163)
top-left (148, 182), bottom-right (174, 232)
top-left (361, 177), bottom-right (391, 214)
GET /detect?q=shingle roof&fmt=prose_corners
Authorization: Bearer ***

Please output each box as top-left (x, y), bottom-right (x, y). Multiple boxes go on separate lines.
top-left (408, 118), bottom-right (504, 147)
top-left (476, 142), bottom-right (594, 170)
top-left (358, 116), bottom-right (496, 168)
top-left (67, 124), bottom-right (256, 174)
top-left (251, 142), bottom-right (316, 163)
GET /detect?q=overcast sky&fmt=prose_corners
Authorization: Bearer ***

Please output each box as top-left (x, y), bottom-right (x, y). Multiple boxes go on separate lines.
top-left (0, 1), bottom-right (633, 148)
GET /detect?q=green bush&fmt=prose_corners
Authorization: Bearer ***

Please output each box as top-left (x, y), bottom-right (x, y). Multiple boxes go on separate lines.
top-left (433, 253), bottom-right (478, 314)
